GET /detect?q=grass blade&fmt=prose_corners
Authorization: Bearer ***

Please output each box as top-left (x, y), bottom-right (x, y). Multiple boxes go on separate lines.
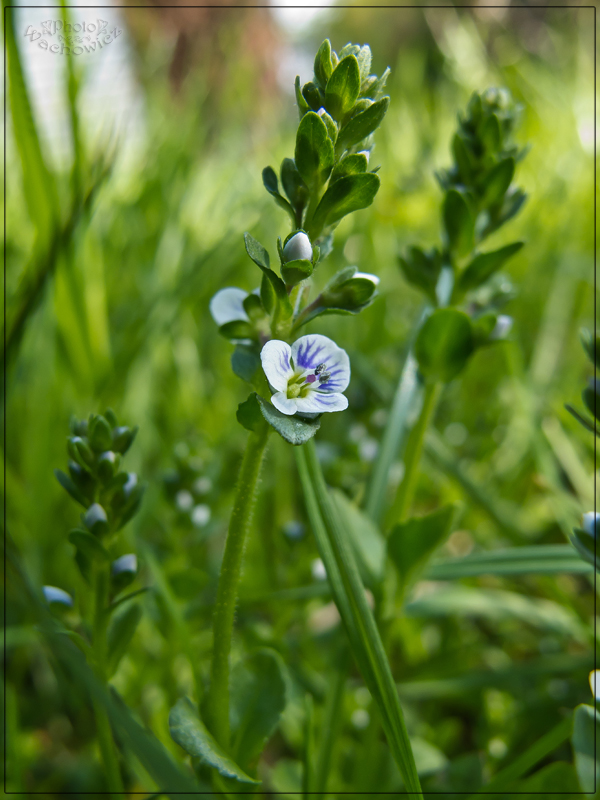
top-left (296, 440), bottom-right (423, 798)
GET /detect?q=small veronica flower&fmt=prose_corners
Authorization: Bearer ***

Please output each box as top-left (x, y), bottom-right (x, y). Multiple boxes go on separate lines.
top-left (261, 333), bottom-right (350, 416)
top-left (209, 287), bottom-right (251, 327)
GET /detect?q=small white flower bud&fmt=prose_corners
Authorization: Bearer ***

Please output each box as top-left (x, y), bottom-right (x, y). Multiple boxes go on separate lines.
top-left (353, 272), bottom-right (380, 286)
top-left (491, 315), bottom-right (513, 340)
top-left (43, 585), bottom-right (73, 607)
top-left (283, 232), bottom-right (313, 263)
top-left (582, 512), bottom-right (599, 538)
top-left (112, 554), bottom-right (137, 576)
top-left (311, 558), bottom-right (327, 581)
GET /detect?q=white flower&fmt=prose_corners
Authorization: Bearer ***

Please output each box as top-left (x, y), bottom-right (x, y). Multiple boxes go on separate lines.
top-left (283, 232), bottom-right (313, 262)
top-left (176, 490), bottom-right (194, 511)
top-left (582, 512), bottom-right (599, 538)
top-left (589, 670), bottom-right (600, 700)
top-left (260, 334), bottom-right (350, 416)
top-left (311, 558), bottom-right (327, 581)
top-left (491, 315), bottom-right (513, 340)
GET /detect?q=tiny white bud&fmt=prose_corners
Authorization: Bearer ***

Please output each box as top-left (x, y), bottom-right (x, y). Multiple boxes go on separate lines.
top-left (191, 504), bottom-right (211, 527)
top-left (283, 232), bottom-right (313, 263)
top-left (193, 477), bottom-right (212, 495)
top-left (357, 149), bottom-right (370, 165)
top-left (112, 554), bottom-right (137, 575)
top-left (43, 586), bottom-right (73, 607)
top-left (311, 558), bottom-right (327, 581)
top-left (582, 512), bottom-right (599, 537)
top-left (589, 670), bottom-right (600, 700)
top-left (353, 272), bottom-right (380, 286)
top-left (176, 490), bottom-right (194, 511)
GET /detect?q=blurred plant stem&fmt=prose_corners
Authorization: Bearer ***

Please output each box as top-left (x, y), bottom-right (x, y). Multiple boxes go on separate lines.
top-left (295, 439), bottom-right (423, 798)
top-left (387, 381), bottom-right (442, 527)
top-left (91, 563), bottom-right (125, 797)
top-left (206, 427), bottom-right (270, 749)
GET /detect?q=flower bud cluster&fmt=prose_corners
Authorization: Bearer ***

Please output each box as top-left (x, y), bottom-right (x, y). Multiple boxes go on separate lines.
top-left (163, 443), bottom-right (212, 529)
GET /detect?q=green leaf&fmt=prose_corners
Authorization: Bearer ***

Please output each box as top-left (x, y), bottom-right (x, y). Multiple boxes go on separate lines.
top-left (572, 704), bottom-right (600, 794)
top-left (337, 97), bottom-right (390, 151)
top-left (405, 586), bottom-right (589, 641)
top-left (480, 113), bottom-right (501, 152)
top-left (355, 44), bottom-right (372, 81)
top-left (218, 320), bottom-right (256, 341)
top-left (314, 39), bottom-right (334, 88)
top-left (230, 649), bottom-right (287, 770)
top-left (452, 133), bottom-right (473, 181)
top-left (68, 529), bottom-right (110, 563)
top-left (388, 506), bottom-right (455, 590)
top-left (426, 544), bottom-right (592, 580)
top-left (295, 112), bottom-right (334, 189)
top-left (6, 7), bottom-right (58, 249)
top-left (482, 157), bottom-right (515, 207)
top-left (295, 440), bottom-right (422, 796)
top-left (281, 259), bottom-right (313, 287)
top-left (107, 603), bottom-right (142, 676)
top-left (89, 415), bottom-right (113, 453)
top-left (54, 468), bottom-right (87, 507)
top-left (309, 173), bottom-right (380, 239)
top-left (330, 489), bottom-right (386, 587)
top-left (244, 233), bottom-right (292, 327)
top-left (237, 393), bottom-right (268, 435)
top-left (280, 158), bottom-right (309, 213)
top-left (294, 75), bottom-right (311, 118)
top-left (256, 395), bottom-right (320, 446)
top-left (443, 189), bottom-right (474, 256)
top-left (581, 328), bottom-right (600, 368)
top-left (457, 241), bottom-right (524, 294)
top-left (398, 246), bottom-right (441, 302)
top-left (331, 153), bottom-right (369, 182)
top-left (231, 345), bottom-right (261, 384)
top-left (518, 762), bottom-right (580, 797)
top-left (415, 308), bottom-right (474, 382)
top-left (169, 698), bottom-right (260, 785)
top-left (302, 81), bottom-right (323, 112)
top-left (325, 55), bottom-right (361, 121)
top-left (262, 167), bottom-right (296, 224)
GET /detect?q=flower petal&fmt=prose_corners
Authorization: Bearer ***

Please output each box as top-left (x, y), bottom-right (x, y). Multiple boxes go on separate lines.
top-left (291, 334), bottom-right (351, 393)
top-left (271, 391), bottom-right (298, 415)
top-left (209, 287), bottom-right (249, 326)
top-left (261, 340), bottom-right (294, 392)
top-left (294, 391), bottom-right (349, 414)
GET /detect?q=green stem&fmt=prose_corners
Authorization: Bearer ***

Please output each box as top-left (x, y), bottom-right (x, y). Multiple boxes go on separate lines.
top-left (91, 564), bottom-right (124, 797)
top-left (296, 440), bottom-right (423, 798)
top-left (206, 427), bottom-right (269, 749)
top-left (314, 650), bottom-right (347, 800)
top-left (386, 381), bottom-right (441, 527)
top-left (364, 352), bottom-right (422, 524)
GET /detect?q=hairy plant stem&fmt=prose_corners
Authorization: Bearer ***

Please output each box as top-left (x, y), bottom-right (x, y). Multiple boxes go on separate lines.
top-left (91, 563), bottom-right (124, 797)
top-left (206, 427), bottom-right (270, 749)
top-left (387, 380), bottom-right (442, 528)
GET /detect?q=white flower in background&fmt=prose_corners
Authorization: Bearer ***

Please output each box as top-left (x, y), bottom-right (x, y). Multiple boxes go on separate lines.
top-left (283, 231), bottom-right (313, 262)
top-left (311, 558), bottom-right (327, 581)
top-left (176, 489), bottom-right (194, 511)
top-left (191, 504), bottom-right (211, 527)
top-left (582, 512), bottom-right (599, 538)
top-left (43, 585), bottom-right (73, 607)
top-left (209, 287), bottom-right (250, 326)
top-left (260, 333), bottom-right (350, 416)
top-left (491, 315), bottom-right (513, 340)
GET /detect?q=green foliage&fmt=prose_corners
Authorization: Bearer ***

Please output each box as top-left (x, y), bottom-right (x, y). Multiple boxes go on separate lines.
top-left (388, 505), bottom-right (456, 590)
top-left (415, 308), bottom-right (474, 382)
top-left (572, 704), bottom-right (600, 793)
top-left (256, 394), bottom-right (321, 445)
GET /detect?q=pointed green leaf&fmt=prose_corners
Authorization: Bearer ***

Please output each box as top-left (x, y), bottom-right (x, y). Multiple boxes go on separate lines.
top-left (388, 506), bottom-right (455, 589)
top-left (483, 157), bottom-right (515, 206)
top-left (295, 112), bottom-right (334, 189)
top-left (337, 97), bottom-right (390, 152)
top-left (443, 189), bottom-right (474, 256)
top-left (262, 167), bottom-right (295, 223)
top-left (415, 308), bottom-right (474, 382)
top-left (54, 469), bottom-right (88, 507)
top-left (280, 158), bottom-right (309, 213)
top-left (325, 55), bottom-right (361, 121)
top-left (68, 529), bottom-right (110, 563)
top-left (237, 393), bottom-right (268, 435)
top-left (457, 241), bottom-right (524, 294)
top-left (572, 704), bottom-right (600, 794)
top-left (330, 488), bottom-right (385, 586)
top-left (107, 603), bottom-right (142, 676)
top-left (314, 39), bottom-right (333, 88)
top-left (331, 153), bottom-right (368, 182)
top-left (309, 173), bottom-right (380, 239)
top-left (230, 649), bottom-right (287, 770)
top-left (169, 698), bottom-right (260, 785)
top-left (256, 395), bottom-right (320, 445)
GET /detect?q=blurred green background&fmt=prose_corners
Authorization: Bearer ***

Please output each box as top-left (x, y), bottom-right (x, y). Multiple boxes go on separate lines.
top-left (5, 3), bottom-right (596, 796)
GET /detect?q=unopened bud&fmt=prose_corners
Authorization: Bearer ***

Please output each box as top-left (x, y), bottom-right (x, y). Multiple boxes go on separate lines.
top-left (582, 512), bottom-right (599, 538)
top-left (283, 232), bottom-right (313, 263)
